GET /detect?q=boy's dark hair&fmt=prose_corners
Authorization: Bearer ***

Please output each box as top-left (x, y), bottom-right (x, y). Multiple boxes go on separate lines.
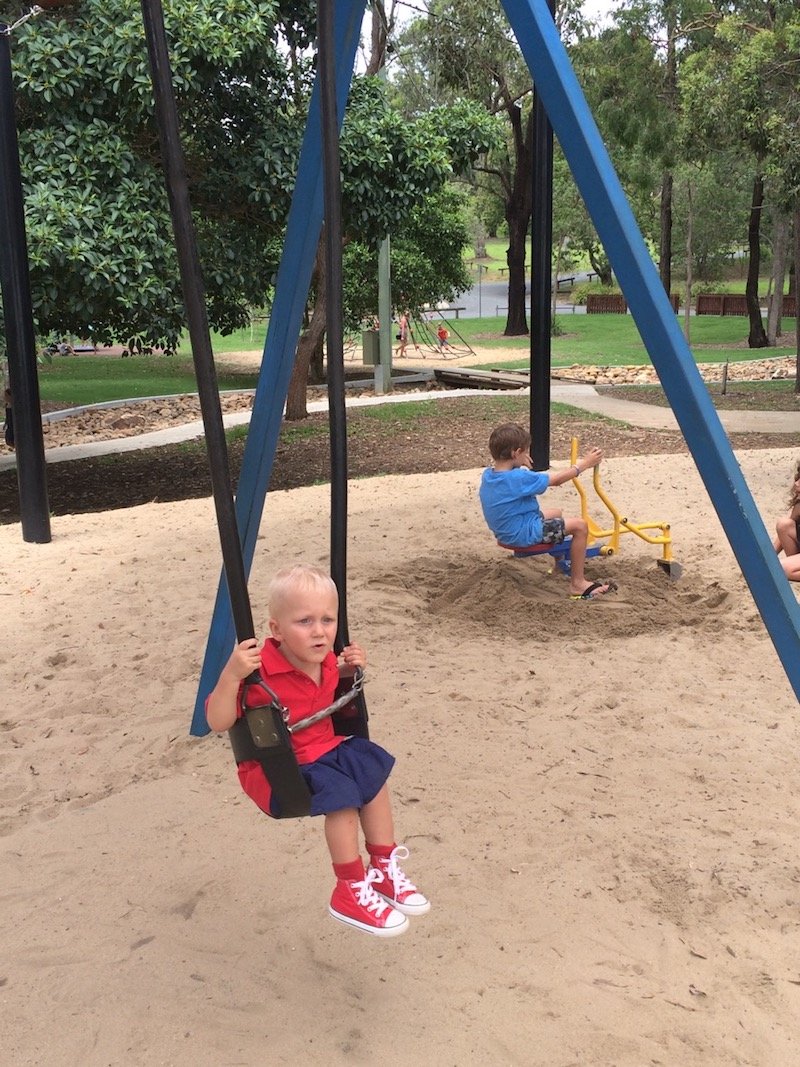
top-left (488, 422), bottom-right (531, 460)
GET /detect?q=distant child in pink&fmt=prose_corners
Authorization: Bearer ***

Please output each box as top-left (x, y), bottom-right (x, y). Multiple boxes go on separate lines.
top-left (774, 459), bottom-right (800, 582)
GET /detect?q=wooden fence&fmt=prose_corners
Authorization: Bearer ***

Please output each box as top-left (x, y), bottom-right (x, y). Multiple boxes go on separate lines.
top-left (585, 293), bottom-right (681, 314)
top-left (586, 294), bottom-right (627, 314)
top-left (696, 293), bottom-right (797, 316)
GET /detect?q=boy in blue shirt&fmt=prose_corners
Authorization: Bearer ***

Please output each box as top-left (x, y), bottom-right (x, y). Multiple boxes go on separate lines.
top-left (479, 422), bottom-right (615, 600)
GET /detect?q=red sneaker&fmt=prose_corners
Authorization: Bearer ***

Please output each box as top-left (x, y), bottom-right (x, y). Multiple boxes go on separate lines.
top-left (329, 868), bottom-right (409, 937)
top-left (369, 845), bottom-right (431, 916)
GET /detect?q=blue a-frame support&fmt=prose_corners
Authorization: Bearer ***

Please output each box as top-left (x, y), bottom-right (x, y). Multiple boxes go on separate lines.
top-left (192, 0), bottom-right (800, 734)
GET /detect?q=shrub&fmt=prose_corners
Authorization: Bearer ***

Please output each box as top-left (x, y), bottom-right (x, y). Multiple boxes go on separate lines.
top-left (570, 282), bottom-right (622, 306)
top-left (691, 280), bottom-right (729, 298)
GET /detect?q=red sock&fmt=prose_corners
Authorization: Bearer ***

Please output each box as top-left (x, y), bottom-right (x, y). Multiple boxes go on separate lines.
top-left (333, 858), bottom-right (364, 882)
top-left (366, 842), bottom-right (396, 861)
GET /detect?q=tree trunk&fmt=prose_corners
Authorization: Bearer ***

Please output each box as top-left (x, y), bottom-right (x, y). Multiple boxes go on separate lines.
top-left (746, 173), bottom-right (768, 348)
top-left (473, 219), bottom-right (487, 260)
top-left (794, 202), bottom-right (800, 393)
top-left (659, 169), bottom-right (673, 295)
top-left (364, 1), bottom-right (391, 76)
top-left (587, 245), bottom-right (612, 286)
top-left (505, 208), bottom-right (530, 334)
top-left (766, 211), bottom-right (789, 344)
top-left (683, 178), bottom-right (693, 345)
top-left (503, 107), bottom-right (533, 336)
top-left (309, 338), bottom-right (325, 382)
top-left (286, 247), bottom-right (327, 420)
top-left (660, 8), bottom-right (677, 296)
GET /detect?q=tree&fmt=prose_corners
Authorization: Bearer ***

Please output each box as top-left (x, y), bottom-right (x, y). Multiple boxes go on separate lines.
top-left (342, 182), bottom-right (473, 328)
top-left (681, 4), bottom-right (800, 349)
top-left (284, 78), bottom-right (498, 418)
top-left (572, 23), bottom-right (669, 282)
top-left (396, 0), bottom-right (542, 335)
top-left (670, 153), bottom-right (749, 280)
top-left (8, 0), bottom-right (315, 349)
top-left (396, 0), bottom-right (610, 335)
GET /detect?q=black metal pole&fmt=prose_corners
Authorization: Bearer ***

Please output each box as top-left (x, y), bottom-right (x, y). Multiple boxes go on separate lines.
top-left (140, 0), bottom-right (254, 642)
top-left (530, 0), bottom-right (555, 471)
top-left (0, 27), bottom-right (51, 543)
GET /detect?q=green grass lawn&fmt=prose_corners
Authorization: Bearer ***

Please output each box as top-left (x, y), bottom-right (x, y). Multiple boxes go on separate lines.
top-left (459, 313), bottom-right (795, 369)
top-left (37, 355), bottom-right (259, 407)
top-left (33, 312), bottom-right (795, 406)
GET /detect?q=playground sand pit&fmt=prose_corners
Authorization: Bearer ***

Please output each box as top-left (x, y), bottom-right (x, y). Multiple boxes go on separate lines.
top-left (2, 448), bottom-right (800, 1065)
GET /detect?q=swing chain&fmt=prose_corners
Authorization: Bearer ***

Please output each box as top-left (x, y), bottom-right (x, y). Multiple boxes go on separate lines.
top-left (288, 667), bottom-right (365, 734)
top-left (1, 7), bottom-right (43, 36)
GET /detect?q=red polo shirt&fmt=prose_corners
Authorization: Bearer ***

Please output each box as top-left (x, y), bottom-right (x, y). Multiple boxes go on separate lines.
top-left (236, 638), bottom-right (347, 814)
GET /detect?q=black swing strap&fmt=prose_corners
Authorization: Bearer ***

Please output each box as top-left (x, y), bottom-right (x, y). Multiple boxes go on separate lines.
top-left (230, 667), bottom-right (365, 758)
top-left (228, 669), bottom-right (365, 820)
top-left (320, 0), bottom-right (369, 740)
top-left (141, 0), bottom-right (313, 818)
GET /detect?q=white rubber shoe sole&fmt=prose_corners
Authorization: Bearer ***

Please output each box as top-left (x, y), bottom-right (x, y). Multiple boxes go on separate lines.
top-left (328, 905), bottom-right (409, 937)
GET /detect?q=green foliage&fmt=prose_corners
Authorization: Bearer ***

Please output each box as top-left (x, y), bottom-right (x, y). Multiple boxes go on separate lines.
top-left (670, 158), bottom-right (749, 280)
top-left (681, 5), bottom-right (800, 188)
top-left (10, 0), bottom-right (306, 349)
top-left (690, 280), bottom-right (729, 297)
top-left (340, 79), bottom-right (499, 239)
top-left (342, 183), bottom-right (473, 328)
top-left (337, 79), bottom-right (498, 325)
top-left (570, 281), bottom-right (620, 306)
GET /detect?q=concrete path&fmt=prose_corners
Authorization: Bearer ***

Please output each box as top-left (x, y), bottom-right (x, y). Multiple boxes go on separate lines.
top-left (551, 383), bottom-right (800, 434)
top-left (1, 382), bottom-right (797, 474)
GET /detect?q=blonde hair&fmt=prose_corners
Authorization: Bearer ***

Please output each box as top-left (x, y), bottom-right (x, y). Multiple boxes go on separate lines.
top-left (267, 563), bottom-right (338, 617)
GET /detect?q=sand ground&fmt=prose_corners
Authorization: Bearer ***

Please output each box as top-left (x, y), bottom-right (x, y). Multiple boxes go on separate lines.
top-left (2, 448), bottom-right (800, 1066)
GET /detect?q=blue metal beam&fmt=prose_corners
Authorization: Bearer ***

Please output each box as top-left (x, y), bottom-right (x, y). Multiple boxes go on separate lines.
top-left (191, 0), bottom-right (366, 734)
top-left (500, 0), bottom-right (800, 699)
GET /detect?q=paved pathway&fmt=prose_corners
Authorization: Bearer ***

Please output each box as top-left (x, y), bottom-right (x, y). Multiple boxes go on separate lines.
top-left (1, 382), bottom-right (797, 474)
top-left (551, 383), bottom-right (800, 434)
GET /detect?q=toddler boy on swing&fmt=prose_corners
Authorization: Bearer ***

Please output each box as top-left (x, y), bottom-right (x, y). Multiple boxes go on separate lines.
top-left (206, 563), bottom-right (430, 937)
top-left (479, 422), bottom-right (615, 600)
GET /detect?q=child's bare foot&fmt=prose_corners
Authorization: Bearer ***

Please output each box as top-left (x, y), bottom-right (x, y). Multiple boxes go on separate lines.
top-left (569, 579), bottom-right (617, 601)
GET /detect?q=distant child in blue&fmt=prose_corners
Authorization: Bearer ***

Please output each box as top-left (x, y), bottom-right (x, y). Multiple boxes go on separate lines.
top-left (479, 422), bottom-right (615, 600)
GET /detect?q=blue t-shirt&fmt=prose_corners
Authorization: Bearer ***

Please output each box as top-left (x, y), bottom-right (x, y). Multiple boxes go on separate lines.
top-left (479, 466), bottom-right (550, 546)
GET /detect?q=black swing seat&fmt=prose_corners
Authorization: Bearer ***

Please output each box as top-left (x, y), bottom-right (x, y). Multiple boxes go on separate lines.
top-left (228, 669), bottom-right (368, 820)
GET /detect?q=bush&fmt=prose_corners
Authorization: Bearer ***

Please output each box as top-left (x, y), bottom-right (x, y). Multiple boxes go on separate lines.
top-left (691, 280), bottom-right (729, 298)
top-left (570, 282), bottom-right (621, 306)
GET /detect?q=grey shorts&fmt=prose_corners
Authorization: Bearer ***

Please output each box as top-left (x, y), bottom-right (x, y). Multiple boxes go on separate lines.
top-left (541, 517), bottom-right (567, 544)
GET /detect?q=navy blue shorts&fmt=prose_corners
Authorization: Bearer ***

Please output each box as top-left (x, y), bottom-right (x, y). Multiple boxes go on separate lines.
top-left (295, 737), bottom-right (395, 816)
